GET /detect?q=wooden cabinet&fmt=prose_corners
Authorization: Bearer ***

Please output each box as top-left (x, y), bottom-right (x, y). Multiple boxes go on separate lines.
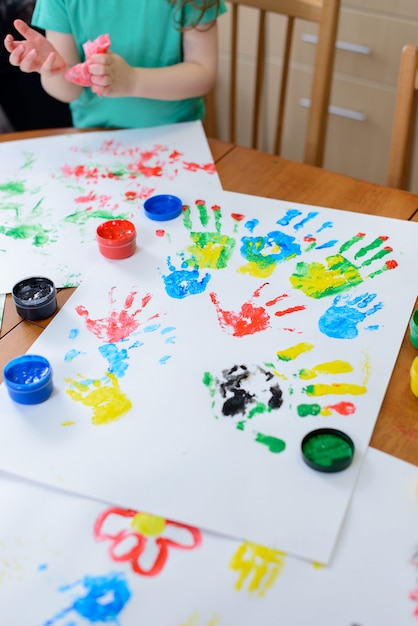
top-left (215, 1), bottom-right (418, 192)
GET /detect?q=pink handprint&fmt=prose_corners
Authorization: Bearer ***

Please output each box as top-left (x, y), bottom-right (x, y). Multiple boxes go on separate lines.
top-left (75, 286), bottom-right (153, 342)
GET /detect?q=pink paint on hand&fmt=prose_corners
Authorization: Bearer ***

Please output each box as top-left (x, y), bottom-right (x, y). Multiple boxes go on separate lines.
top-left (65, 33), bottom-right (111, 87)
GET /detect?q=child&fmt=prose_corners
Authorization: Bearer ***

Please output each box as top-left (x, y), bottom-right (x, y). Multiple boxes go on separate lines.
top-left (4, 0), bottom-right (227, 129)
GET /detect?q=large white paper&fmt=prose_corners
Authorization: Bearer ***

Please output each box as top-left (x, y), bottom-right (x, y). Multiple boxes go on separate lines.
top-left (0, 447), bottom-right (417, 625)
top-left (0, 122), bottom-right (221, 292)
top-left (0, 190), bottom-right (416, 564)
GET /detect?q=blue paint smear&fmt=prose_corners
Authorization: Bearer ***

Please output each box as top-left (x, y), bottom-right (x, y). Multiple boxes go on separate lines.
top-left (159, 355), bottom-right (172, 365)
top-left (160, 326), bottom-right (176, 335)
top-left (240, 230), bottom-right (301, 265)
top-left (43, 571), bottom-right (131, 625)
top-left (143, 323), bottom-right (161, 333)
top-left (318, 292), bottom-right (383, 339)
top-left (316, 220), bottom-right (333, 232)
top-left (162, 256), bottom-right (211, 299)
top-left (315, 239), bottom-right (338, 250)
top-left (293, 211), bottom-right (319, 230)
top-left (99, 344), bottom-right (129, 378)
top-left (276, 209), bottom-right (302, 226)
top-left (64, 348), bottom-right (83, 363)
top-left (244, 218), bottom-right (259, 232)
top-left (68, 328), bottom-right (79, 340)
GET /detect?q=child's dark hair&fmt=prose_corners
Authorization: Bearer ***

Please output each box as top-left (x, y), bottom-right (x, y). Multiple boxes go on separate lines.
top-left (168, 0), bottom-right (222, 28)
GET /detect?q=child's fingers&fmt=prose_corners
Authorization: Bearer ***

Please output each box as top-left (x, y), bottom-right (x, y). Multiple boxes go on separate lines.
top-left (7, 43), bottom-right (27, 67)
top-left (4, 34), bottom-right (18, 53)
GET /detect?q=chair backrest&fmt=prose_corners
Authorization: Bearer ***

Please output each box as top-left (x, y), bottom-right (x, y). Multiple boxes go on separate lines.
top-left (206, 0), bottom-right (341, 167)
top-left (387, 44), bottom-right (418, 190)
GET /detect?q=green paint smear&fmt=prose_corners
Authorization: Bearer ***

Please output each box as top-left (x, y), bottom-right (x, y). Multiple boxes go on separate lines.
top-left (0, 224), bottom-right (51, 246)
top-left (297, 403), bottom-right (321, 417)
top-left (247, 402), bottom-right (270, 419)
top-left (303, 434), bottom-right (353, 467)
top-left (255, 433), bottom-right (286, 454)
top-left (182, 205), bottom-right (192, 230)
top-left (0, 180), bottom-right (26, 196)
top-left (196, 202), bottom-right (209, 227)
top-left (64, 209), bottom-right (129, 224)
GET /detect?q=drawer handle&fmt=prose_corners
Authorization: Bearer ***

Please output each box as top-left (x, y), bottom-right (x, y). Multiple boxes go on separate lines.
top-left (301, 33), bottom-right (371, 56)
top-left (299, 98), bottom-right (367, 122)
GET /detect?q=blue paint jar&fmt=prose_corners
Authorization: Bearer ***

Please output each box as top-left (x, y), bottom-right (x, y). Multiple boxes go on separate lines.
top-left (12, 277), bottom-right (57, 321)
top-left (3, 355), bottom-right (53, 404)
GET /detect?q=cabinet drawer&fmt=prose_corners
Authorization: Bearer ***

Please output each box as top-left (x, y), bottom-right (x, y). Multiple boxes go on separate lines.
top-left (294, 9), bottom-right (418, 86)
top-left (343, 0), bottom-right (418, 20)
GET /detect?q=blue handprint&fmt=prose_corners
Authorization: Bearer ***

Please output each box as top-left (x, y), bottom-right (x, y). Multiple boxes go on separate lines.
top-left (238, 209), bottom-right (338, 278)
top-left (318, 292), bottom-right (383, 339)
top-left (160, 254), bottom-right (211, 299)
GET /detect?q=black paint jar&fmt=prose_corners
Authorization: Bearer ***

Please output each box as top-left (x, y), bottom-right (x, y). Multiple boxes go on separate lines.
top-left (12, 276), bottom-right (57, 321)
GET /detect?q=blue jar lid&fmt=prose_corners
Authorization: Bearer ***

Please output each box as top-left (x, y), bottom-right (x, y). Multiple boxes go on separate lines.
top-left (143, 194), bottom-right (182, 221)
top-left (3, 355), bottom-right (53, 405)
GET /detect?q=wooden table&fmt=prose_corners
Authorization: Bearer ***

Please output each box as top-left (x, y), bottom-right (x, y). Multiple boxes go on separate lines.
top-left (1, 130), bottom-right (417, 466)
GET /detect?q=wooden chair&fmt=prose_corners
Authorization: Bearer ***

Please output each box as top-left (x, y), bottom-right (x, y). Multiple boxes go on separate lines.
top-left (387, 44), bottom-right (418, 190)
top-left (205, 0), bottom-right (341, 167)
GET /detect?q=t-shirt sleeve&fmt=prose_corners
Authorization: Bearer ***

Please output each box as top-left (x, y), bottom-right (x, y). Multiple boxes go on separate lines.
top-left (31, 0), bottom-right (72, 33)
top-left (183, 0), bottom-right (228, 28)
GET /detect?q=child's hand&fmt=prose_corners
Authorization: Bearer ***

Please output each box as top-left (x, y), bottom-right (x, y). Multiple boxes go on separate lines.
top-left (4, 19), bottom-right (66, 74)
top-left (88, 51), bottom-right (136, 97)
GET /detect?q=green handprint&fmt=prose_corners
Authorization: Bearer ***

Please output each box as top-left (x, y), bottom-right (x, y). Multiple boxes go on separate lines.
top-left (289, 232), bottom-right (397, 299)
top-left (182, 199), bottom-right (237, 270)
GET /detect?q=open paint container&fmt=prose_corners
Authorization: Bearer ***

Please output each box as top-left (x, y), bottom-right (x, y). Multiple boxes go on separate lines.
top-left (12, 276), bottom-right (57, 321)
top-left (3, 354), bottom-right (53, 404)
top-left (96, 219), bottom-right (137, 259)
top-left (301, 427), bottom-right (355, 473)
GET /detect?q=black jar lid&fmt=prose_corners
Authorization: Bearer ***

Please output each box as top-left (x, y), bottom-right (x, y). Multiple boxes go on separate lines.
top-left (301, 427), bottom-right (355, 473)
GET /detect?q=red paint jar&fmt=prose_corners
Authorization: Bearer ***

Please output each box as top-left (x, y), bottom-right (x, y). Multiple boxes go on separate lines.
top-left (96, 219), bottom-right (137, 259)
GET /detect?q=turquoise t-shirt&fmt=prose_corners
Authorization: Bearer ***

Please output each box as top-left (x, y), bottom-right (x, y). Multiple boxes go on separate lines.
top-left (32, 0), bottom-right (227, 128)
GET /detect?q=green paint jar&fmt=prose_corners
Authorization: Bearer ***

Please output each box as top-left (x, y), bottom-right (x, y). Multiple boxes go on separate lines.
top-left (301, 428), bottom-right (355, 473)
top-left (409, 310), bottom-right (418, 349)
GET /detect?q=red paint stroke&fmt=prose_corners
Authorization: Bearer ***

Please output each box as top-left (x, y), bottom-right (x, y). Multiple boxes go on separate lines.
top-left (183, 161), bottom-right (217, 174)
top-left (409, 588), bottom-right (418, 616)
top-left (274, 305), bottom-right (307, 317)
top-left (356, 232), bottom-right (366, 238)
top-left (386, 259), bottom-right (398, 269)
top-left (155, 229), bottom-right (165, 237)
top-left (94, 507), bottom-right (202, 577)
top-left (168, 150), bottom-right (182, 162)
top-left (378, 235), bottom-right (389, 242)
top-left (231, 213), bottom-right (245, 222)
top-left (75, 287), bottom-right (152, 342)
top-left (195, 199), bottom-right (205, 206)
top-left (304, 236), bottom-right (316, 242)
top-left (209, 289), bottom-right (271, 337)
top-left (391, 424), bottom-right (418, 440)
top-left (133, 163), bottom-right (163, 178)
top-left (75, 191), bottom-right (96, 203)
top-left (325, 401), bottom-right (356, 415)
top-left (265, 293), bottom-right (288, 306)
top-left (211, 204), bottom-right (221, 212)
top-left (125, 188), bottom-right (155, 201)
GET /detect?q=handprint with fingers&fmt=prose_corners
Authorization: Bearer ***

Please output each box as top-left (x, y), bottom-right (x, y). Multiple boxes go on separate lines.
top-left (237, 208), bottom-right (338, 278)
top-left (182, 200), bottom-right (238, 270)
top-left (318, 292), bottom-right (383, 339)
top-left (209, 282), bottom-right (306, 337)
top-left (160, 254), bottom-right (211, 299)
top-left (203, 364), bottom-right (286, 454)
top-left (75, 286), bottom-right (153, 342)
top-left (289, 232), bottom-right (397, 299)
top-left (65, 372), bottom-right (132, 425)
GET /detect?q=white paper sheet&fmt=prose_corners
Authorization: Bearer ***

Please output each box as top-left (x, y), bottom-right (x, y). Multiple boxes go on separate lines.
top-left (0, 121), bottom-right (221, 292)
top-left (0, 190), bottom-right (416, 564)
top-left (0, 447), bottom-right (417, 625)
